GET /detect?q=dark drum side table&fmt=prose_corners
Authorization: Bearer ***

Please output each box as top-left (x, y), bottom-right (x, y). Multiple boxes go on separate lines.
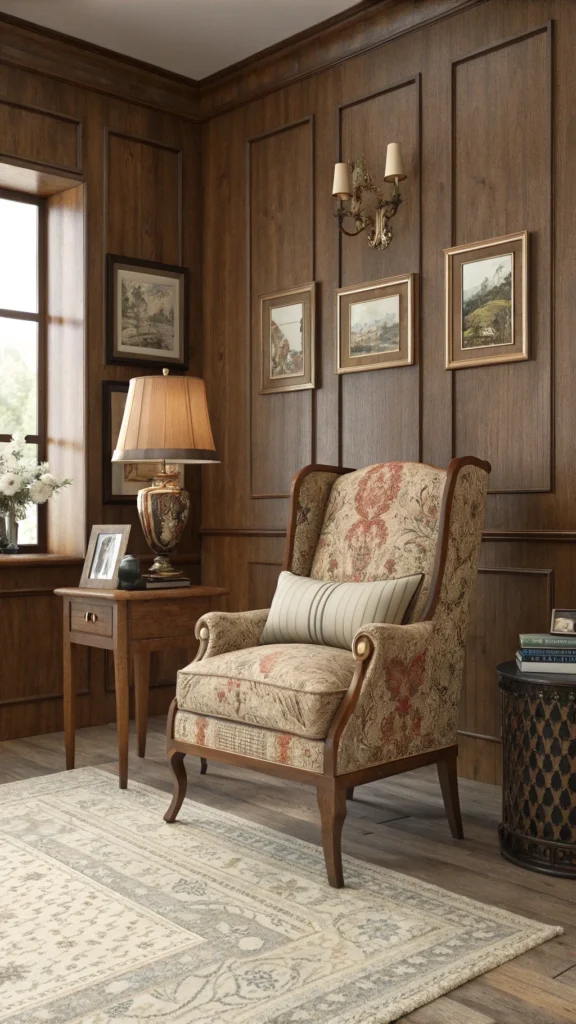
top-left (497, 660), bottom-right (576, 878)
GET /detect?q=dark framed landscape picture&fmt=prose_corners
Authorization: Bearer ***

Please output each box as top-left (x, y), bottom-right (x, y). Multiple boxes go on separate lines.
top-left (102, 381), bottom-right (183, 504)
top-left (259, 283), bottom-right (315, 394)
top-left (336, 273), bottom-right (416, 374)
top-left (106, 254), bottom-right (188, 369)
top-left (445, 231), bottom-right (528, 369)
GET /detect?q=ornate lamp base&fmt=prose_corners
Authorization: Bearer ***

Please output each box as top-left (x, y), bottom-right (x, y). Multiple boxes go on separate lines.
top-left (137, 471), bottom-right (190, 580)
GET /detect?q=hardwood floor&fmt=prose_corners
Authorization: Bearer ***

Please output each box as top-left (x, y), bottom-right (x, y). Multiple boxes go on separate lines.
top-left (1, 718), bottom-right (574, 1023)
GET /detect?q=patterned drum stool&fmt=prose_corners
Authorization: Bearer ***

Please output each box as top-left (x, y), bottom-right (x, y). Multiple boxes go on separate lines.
top-left (497, 661), bottom-right (576, 878)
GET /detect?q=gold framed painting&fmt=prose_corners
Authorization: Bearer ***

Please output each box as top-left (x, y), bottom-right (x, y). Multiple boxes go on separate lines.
top-left (336, 274), bottom-right (416, 374)
top-left (259, 283), bottom-right (315, 394)
top-left (445, 231), bottom-right (528, 370)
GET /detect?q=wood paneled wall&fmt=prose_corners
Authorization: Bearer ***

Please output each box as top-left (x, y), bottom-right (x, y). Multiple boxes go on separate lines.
top-left (200, 0), bottom-right (576, 784)
top-left (0, 36), bottom-right (201, 740)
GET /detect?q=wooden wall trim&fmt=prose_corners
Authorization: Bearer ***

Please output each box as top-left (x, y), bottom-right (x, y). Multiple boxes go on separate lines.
top-left (0, 98), bottom-right (83, 174)
top-left (0, 688), bottom-right (89, 708)
top-left (199, 0), bottom-right (488, 119)
top-left (200, 528), bottom-right (287, 537)
top-left (449, 22), bottom-right (554, 494)
top-left (247, 115), bottom-right (315, 499)
top-left (102, 129), bottom-right (184, 266)
top-left (0, 14), bottom-right (200, 121)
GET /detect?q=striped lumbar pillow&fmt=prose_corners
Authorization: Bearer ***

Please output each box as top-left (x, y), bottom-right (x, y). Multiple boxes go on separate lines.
top-left (260, 571), bottom-right (423, 651)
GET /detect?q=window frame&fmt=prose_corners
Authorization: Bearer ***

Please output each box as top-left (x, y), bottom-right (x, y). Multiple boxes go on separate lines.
top-left (0, 188), bottom-right (47, 552)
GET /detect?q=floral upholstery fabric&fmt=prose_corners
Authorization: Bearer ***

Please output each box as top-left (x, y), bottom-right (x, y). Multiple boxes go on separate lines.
top-left (173, 710), bottom-right (324, 773)
top-left (290, 470), bottom-right (341, 576)
top-left (337, 464), bottom-right (488, 774)
top-left (177, 644), bottom-right (354, 740)
top-left (195, 609), bottom-right (270, 659)
top-left (310, 462), bottom-right (445, 622)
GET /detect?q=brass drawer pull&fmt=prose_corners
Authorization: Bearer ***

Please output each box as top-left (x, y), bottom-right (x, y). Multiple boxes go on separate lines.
top-left (84, 611), bottom-right (98, 623)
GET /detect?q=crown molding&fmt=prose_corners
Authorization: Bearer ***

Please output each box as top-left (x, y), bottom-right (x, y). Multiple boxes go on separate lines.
top-left (0, 12), bottom-right (200, 122)
top-left (0, 0), bottom-right (489, 124)
top-left (199, 0), bottom-right (489, 119)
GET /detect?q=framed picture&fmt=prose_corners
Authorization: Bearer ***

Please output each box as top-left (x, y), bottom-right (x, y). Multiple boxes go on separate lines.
top-left (550, 609), bottom-right (576, 635)
top-left (259, 283), bottom-right (315, 394)
top-left (336, 274), bottom-right (416, 374)
top-left (106, 254), bottom-right (189, 369)
top-left (80, 525), bottom-right (131, 589)
top-left (444, 231), bottom-right (528, 370)
top-left (102, 381), bottom-right (184, 504)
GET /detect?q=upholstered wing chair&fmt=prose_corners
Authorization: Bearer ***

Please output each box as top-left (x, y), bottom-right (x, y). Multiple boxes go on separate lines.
top-left (164, 457), bottom-right (490, 887)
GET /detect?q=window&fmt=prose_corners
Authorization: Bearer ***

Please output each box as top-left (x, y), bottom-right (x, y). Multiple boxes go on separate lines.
top-left (0, 190), bottom-right (45, 550)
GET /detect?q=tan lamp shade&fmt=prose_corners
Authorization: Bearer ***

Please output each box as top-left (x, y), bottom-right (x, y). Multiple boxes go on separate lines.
top-left (112, 371), bottom-right (219, 464)
top-left (384, 142), bottom-right (407, 182)
top-left (332, 162), bottom-right (352, 199)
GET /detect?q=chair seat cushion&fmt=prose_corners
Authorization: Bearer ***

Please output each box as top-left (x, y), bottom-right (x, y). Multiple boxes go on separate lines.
top-left (176, 644), bottom-right (354, 740)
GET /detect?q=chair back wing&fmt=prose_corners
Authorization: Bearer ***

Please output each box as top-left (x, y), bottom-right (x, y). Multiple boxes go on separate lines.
top-left (287, 468), bottom-right (342, 577)
top-left (309, 462), bottom-right (447, 621)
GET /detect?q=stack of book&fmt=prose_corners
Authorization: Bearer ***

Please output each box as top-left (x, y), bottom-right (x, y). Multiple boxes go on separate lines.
top-left (516, 633), bottom-right (576, 673)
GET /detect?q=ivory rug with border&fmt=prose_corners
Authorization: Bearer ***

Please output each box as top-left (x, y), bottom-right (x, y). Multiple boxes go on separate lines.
top-left (0, 767), bottom-right (561, 1024)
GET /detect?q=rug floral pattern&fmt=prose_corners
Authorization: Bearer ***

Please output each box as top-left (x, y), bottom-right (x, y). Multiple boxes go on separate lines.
top-left (0, 768), bottom-right (560, 1024)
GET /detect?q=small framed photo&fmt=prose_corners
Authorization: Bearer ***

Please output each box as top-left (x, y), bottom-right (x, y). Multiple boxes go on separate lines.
top-left (80, 525), bottom-right (131, 590)
top-left (336, 273), bottom-right (416, 374)
top-left (259, 283), bottom-right (315, 394)
top-left (102, 382), bottom-right (183, 504)
top-left (444, 231), bottom-right (528, 370)
top-left (550, 609), bottom-right (576, 635)
top-left (106, 254), bottom-right (188, 369)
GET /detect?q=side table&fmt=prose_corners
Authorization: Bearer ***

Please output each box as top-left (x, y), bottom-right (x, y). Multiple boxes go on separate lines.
top-left (55, 585), bottom-right (228, 788)
top-left (497, 660), bottom-right (576, 878)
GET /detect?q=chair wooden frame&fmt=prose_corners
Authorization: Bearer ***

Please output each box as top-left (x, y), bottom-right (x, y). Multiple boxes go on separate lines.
top-left (164, 456), bottom-right (490, 887)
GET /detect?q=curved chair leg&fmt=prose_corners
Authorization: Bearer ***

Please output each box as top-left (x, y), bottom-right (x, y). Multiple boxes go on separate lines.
top-left (164, 751), bottom-right (188, 823)
top-left (437, 755), bottom-right (464, 839)
top-left (317, 784), bottom-right (347, 888)
top-left (200, 757), bottom-right (208, 775)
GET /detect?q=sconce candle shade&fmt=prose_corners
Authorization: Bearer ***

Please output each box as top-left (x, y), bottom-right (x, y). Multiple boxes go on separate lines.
top-left (384, 143), bottom-right (406, 182)
top-left (332, 162), bottom-right (352, 199)
top-left (112, 373), bottom-right (219, 464)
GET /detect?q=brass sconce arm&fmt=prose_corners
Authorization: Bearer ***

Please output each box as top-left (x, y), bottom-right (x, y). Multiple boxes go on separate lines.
top-left (333, 152), bottom-right (405, 251)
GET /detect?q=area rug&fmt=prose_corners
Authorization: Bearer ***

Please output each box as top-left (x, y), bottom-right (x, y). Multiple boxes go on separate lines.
top-left (0, 768), bottom-right (561, 1024)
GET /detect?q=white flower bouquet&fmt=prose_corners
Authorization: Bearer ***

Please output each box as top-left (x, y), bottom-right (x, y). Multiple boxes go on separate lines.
top-left (0, 434), bottom-right (71, 542)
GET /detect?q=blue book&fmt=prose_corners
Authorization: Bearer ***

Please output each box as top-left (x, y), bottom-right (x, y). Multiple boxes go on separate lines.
top-left (519, 648), bottom-right (576, 661)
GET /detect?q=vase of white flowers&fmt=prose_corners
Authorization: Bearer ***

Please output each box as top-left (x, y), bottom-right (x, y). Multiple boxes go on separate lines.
top-left (0, 434), bottom-right (71, 552)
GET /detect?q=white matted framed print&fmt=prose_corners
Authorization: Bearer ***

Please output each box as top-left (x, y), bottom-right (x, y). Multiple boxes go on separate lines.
top-left (336, 273), bottom-right (416, 374)
top-left (106, 254), bottom-right (188, 369)
top-left (79, 525), bottom-right (131, 590)
top-left (259, 283), bottom-right (315, 394)
top-left (444, 231), bottom-right (528, 370)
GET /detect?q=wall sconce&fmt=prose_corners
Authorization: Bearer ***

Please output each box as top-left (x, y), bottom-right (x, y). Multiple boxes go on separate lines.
top-left (332, 143), bottom-right (406, 250)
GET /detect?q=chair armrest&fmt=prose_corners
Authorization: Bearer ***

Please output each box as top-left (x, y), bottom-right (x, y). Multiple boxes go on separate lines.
top-left (194, 609), bottom-right (270, 660)
top-left (336, 620), bottom-right (437, 774)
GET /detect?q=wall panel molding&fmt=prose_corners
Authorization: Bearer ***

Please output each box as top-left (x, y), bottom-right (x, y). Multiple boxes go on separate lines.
top-left (103, 128), bottom-right (184, 266)
top-left (247, 116), bottom-right (315, 499)
top-left (0, 98), bottom-right (82, 173)
top-left (450, 22), bottom-right (554, 494)
top-left (337, 75), bottom-right (421, 468)
top-left (248, 560), bottom-right (283, 608)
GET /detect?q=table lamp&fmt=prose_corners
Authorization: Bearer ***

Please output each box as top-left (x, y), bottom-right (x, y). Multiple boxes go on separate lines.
top-left (112, 369), bottom-right (218, 580)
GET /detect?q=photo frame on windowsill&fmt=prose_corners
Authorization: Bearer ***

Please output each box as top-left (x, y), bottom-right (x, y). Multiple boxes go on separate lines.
top-left (79, 524), bottom-right (131, 590)
top-left (102, 381), bottom-right (184, 504)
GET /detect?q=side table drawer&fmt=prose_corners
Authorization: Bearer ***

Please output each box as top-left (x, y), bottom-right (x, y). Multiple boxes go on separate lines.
top-left (70, 601), bottom-right (113, 638)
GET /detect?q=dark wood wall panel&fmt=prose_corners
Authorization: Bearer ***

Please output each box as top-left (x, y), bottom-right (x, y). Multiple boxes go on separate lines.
top-left (452, 27), bottom-right (552, 492)
top-left (249, 119), bottom-right (314, 498)
top-left (248, 560), bottom-right (283, 609)
top-left (0, 100), bottom-right (81, 171)
top-left (105, 131), bottom-right (182, 264)
top-left (339, 78), bottom-right (421, 467)
top-left (460, 567), bottom-right (554, 781)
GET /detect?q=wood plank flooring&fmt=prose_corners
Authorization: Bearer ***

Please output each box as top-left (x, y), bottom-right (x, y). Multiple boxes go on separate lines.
top-left (1, 717), bottom-right (574, 1024)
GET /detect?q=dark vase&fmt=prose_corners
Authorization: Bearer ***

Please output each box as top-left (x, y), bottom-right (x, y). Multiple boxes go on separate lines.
top-left (118, 554), bottom-right (141, 589)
